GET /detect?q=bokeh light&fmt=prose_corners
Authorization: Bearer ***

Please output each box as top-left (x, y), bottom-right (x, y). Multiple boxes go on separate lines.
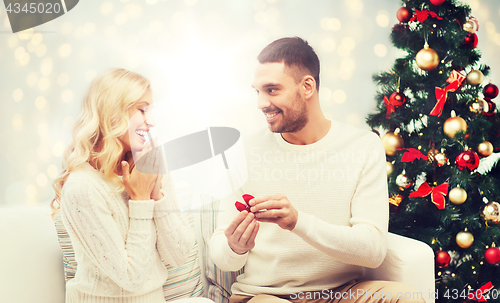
top-left (13, 89), bottom-right (23, 102)
top-left (376, 11), bottom-right (390, 27)
top-left (52, 141), bottom-right (66, 158)
top-left (35, 96), bottom-right (47, 110)
top-left (333, 90), bottom-right (347, 104)
top-left (61, 89), bottom-right (74, 103)
top-left (100, 2), bottom-right (114, 15)
top-left (59, 44), bottom-right (72, 57)
top-left (12, 114), bottom-right (23, 131)
top-left (374, 44), bottom-right (387, 57)
top-left (47, 165), bottom-right (59, 179)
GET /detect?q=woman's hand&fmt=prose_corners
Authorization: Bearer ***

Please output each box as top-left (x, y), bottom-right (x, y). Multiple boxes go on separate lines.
top-left (150, 174), bottom-right (164, 201)
top-left (122, 147), bottom-right (162, 201)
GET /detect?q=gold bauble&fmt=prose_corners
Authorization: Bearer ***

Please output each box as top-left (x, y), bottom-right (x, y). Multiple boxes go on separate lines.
top-left (482, 201), bottom-right (500, 224)
top-left (382, 131), bottom-right (404, 156)
top-left (386, 162), bottom-right (394, 177)
top-left (456, 231), bottom-right (474, 248)
top-left (478, 141), bottom-right (494, 157)
top-left (449, 187), bottom-right (467, 205)
top-left (468, 98), bottom-right (489, 115)
top-left (427, 148), bottom-right (448, 166)
top-left (415, 44), bottom-right (439, 71)
top-left (427, 148), bottom-right (439, 162)
top-left (466, 70), bottom-right (484, 85)
top-left (463, 20), bottom-right (477, 33)
top-left (443, 111), bottom-right (467, 138)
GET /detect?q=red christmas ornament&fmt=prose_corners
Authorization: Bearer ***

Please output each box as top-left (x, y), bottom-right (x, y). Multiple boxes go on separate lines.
top-left (484, 247), bottom-right (500, 265)
top-left (463, 33), bottom-right (478, 48)
top-left (384, 92), bottom-right (406, 118)
top-left (483, 83), bottom-right (499, 99)
top-left (436, 250), bottom-right (451, 268)
top-left (483, 99), bottom-right (497, 119)
top-left (397, 7), bottom-right (412, 23)
top-left (430, 0), bottom-right (446, 5)
top-left (455, 150), bottom-right (480, 171)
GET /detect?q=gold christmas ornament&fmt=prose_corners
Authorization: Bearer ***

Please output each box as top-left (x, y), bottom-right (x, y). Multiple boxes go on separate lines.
top-left (482, 201), bottom-right (500, 224)
top-left (443, 111), bottom-right (467, 138)
top-left (456, 231), bottom-right (474, 248)
top-left (382, 129), bottom-right (404, 156)
top-left (463, 20), bottom-right (477, 33)
top-left (468, 98), bottom-right (490, 115)
top-left (427, 148), bottom-right (439, 161)
top-left (389, 194), bottom-right (403, 207)
top-left (449, 187), bottom-right (467, 205)
top-left (427, 148), bottom-right (448, 166)
top-left (416, 43), bottom-right (439, 71)
top-left (477, 141), bottom-right (494, 157)
top-left (386, 162), bottom-right (394, 177)
top-left (466, 70), bottom-right (484, 85)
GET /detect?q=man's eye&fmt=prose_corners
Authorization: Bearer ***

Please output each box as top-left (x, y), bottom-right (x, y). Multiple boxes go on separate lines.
top-left (139, 109), bottom-right (146, 113)
top-left (268, 88), bottom-right (277, 93)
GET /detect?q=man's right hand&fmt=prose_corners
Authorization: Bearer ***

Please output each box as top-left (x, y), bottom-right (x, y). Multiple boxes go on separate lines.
top-left (224, 211), bottom-right (260, 255)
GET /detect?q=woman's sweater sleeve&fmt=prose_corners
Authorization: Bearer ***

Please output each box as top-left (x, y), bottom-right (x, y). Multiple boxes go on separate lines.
top-left (153, 174), bottom-right (195, 268)
top-left (291, 135), bottom-right (389, 268)
top-left (61, 176), bottom-right (157, 292)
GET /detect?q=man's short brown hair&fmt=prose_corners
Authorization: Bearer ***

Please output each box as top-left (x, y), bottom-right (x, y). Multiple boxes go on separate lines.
top-left (257, 37), bottom-right (320, 90)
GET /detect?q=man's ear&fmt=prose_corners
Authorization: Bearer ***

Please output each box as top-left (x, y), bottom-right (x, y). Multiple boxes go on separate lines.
top-left (302, 76), bottom-right (316, 100)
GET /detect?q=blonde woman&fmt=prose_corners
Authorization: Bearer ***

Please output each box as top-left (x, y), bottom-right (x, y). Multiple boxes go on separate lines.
top-left (51, 68), bottom-right (205, 303)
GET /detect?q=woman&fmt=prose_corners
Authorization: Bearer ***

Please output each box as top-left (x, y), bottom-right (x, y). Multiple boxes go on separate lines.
top-left (51, 68), bottom-right (197, 302)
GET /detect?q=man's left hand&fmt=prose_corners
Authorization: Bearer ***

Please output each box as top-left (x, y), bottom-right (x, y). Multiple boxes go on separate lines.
top-left (249, 194), bottom-right (298, 231)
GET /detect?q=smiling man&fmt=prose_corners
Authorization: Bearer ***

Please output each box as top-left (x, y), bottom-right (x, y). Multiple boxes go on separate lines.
top-left (209, 37), bottom-right (425, 303)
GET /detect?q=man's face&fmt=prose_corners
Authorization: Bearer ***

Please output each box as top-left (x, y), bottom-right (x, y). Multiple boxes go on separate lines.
top-left (252, 62), bottom-right (308, 133)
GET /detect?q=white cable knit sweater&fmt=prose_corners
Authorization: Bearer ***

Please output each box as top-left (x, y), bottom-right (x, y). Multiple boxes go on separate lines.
top-left (61, 162), bottom-right (194, 303)
top-left (210, 119), bottom-right (389, 296)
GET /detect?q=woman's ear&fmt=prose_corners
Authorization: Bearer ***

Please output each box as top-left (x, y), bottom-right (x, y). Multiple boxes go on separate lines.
top-left (302, 75), bottom-right (316, 100)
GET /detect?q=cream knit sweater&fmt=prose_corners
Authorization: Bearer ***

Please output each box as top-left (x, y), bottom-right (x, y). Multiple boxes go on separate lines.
top-left (61, 162), bottom-right (194, 303)
top-left (210, 119), bottom-right (389, 296)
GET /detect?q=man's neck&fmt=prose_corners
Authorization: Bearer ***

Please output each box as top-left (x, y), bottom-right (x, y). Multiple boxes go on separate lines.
top-left (281, 117), bottom-right (331, 145)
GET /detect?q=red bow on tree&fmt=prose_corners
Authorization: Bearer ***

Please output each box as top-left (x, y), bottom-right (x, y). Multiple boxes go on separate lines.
top-left (384, 95), bottom-right (395, 118)
top-left (409, 182), bottom-right (449, 209)
top-left (398, 148), bottom-right (429, 162)
top-left (409, 9), bottom-right (443, 23)
top-left (468, 282), bottom-right (494, 302)
top-left (430, 70), bottom-right (466, 116)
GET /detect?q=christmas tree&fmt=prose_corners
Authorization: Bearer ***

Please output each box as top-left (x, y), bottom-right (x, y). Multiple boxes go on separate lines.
top-left (367, 0), bottom-right (500, 302)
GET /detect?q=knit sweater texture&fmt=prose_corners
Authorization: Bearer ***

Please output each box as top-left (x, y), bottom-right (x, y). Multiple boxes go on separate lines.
top-left (61, 162), bottom-right (194, 303)
top-left (210, 119), bottom-right (389, 296)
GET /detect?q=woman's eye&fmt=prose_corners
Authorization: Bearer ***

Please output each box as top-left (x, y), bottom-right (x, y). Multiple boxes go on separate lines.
top-left (139, 109), bottom-right (146, 113)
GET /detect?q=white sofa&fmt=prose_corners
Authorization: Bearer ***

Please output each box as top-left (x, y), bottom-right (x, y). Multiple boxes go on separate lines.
top-left (0, 205), bottom-right (435, 303)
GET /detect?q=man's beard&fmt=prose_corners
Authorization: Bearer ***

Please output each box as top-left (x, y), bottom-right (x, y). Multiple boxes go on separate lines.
top-left (267, 92), bottom-right (308, 134)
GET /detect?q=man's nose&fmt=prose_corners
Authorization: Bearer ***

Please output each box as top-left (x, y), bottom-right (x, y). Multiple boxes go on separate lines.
top-left (257, 93), bottom-right (271, 110)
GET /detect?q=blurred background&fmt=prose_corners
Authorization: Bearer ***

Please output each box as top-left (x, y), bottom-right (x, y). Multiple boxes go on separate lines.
top-left (1, 0), bottom-right (499, 206)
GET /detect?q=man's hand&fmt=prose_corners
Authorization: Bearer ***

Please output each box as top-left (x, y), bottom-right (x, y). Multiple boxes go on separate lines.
top-left (249, 194), bottom-right (298, 231)
top-left (224, 211), bottom-right (259, 255)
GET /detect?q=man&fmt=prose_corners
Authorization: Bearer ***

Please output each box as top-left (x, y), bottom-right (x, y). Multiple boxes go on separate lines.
top-left (209, 37), bottom-right (424, 303)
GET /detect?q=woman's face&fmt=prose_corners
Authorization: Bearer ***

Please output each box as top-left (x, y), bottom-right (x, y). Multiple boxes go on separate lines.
top-left (120, 87), bottom-right (155, 154)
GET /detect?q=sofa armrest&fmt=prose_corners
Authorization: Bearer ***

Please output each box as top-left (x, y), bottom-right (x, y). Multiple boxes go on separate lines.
top-left (0, 205), bottom-right (65, 303)
top-left (363, 232), bottom-right (435, 303)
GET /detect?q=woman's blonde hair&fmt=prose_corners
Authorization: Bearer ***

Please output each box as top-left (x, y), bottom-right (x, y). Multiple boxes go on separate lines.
top-left (50, 68), bottom-right (151, 215)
